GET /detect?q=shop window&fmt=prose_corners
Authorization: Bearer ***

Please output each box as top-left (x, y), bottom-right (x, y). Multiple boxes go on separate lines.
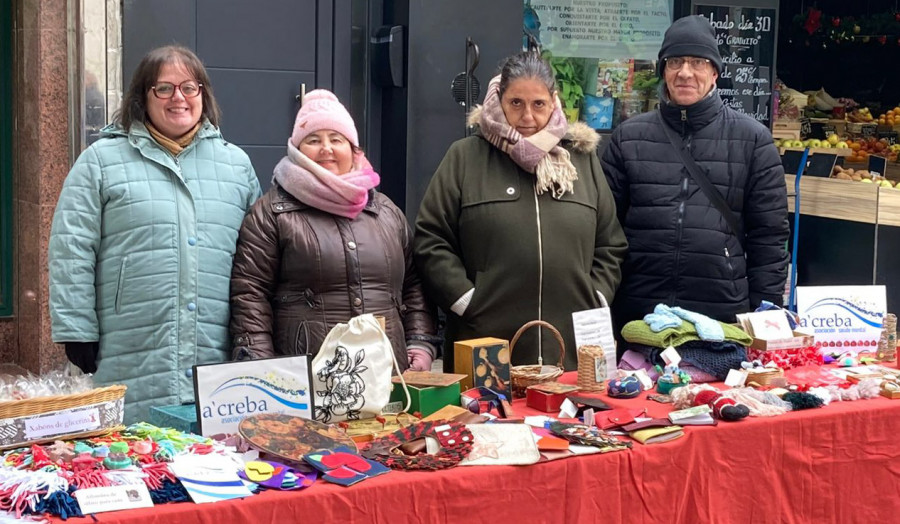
top-left (1, 0), bottom-right (13, 317)
top-left (525, 0), bottom-right (674, 132)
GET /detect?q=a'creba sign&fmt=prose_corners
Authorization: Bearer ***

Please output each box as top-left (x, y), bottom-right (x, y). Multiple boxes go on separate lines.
top-left (193, 356), bottom-right (313, 436)
top-left (796, 286), bottom-right (886, 354)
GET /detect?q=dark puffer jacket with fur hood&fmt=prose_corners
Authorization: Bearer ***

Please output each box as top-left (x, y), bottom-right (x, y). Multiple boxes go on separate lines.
top-left (414, 109), bottom-right (627, 371)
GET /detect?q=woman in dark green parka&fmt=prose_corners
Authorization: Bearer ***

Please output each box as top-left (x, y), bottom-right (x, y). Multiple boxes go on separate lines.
top-left (414, 51), bottom-right (627, 371)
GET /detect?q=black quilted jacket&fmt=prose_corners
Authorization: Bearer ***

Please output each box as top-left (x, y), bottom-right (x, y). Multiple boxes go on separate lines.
top-left (601, 90), bottom-right (789, 328)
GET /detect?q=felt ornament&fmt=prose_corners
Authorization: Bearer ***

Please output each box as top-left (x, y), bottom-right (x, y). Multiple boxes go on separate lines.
top-left (782, 392), bottom-right (825, 410)
top-left (693, 389), bottom-right (749, 421)
top-left (361, 420), bottom-right (473, 470)
top-left (238, 460), bottom-right (315, 490)
top-left (304, 446), bottom-right (389, 486)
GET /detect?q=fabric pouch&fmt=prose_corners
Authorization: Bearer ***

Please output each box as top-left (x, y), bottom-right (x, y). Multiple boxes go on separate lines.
top-left (629, 425), bottom-right (684, 445)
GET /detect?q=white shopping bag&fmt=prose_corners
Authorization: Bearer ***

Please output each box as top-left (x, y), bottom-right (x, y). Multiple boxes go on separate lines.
top-left (311, 314), bottom-right (409, 423)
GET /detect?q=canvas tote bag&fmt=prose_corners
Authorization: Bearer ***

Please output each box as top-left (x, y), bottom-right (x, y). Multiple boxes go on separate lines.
top-left (311, 314), bottom-right (410, 423)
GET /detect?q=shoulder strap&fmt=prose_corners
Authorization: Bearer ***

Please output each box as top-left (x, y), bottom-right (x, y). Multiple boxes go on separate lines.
top-left (657, 111), bottom-right (745, 247)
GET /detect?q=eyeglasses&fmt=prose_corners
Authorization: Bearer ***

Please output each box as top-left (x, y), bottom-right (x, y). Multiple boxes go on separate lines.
top-left (664, 57), bottom-right (711, 72)
top-left (150, 80), bottom-right (203, 99)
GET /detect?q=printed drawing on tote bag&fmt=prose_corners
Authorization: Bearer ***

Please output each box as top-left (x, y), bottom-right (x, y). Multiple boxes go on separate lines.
top-left (314, 345), bottom-right (369, 422)
top-left (311, 314), bottom-right (410, 424)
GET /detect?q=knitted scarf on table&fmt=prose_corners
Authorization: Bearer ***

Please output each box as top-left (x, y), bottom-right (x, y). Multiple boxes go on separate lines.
top-left (273, 140), bottom-right (380, 219)
top-left (478, 75), bottom-right (578, 198)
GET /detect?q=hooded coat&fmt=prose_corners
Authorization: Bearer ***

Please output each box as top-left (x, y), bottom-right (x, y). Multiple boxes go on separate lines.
top-left (601, 89), bottom-right (789, 333)
top-left (414, 111), bottom-right (627, 371)
top-left (49, 121), bottom-right (261, 424)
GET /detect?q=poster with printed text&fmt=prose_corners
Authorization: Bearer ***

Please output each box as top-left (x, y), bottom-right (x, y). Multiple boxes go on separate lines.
top-left (194, 355), bottom-right (313, 436)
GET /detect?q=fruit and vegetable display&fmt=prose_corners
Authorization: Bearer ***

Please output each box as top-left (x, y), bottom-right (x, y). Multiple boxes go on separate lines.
top-left (843, 137), bottom-right (900, 163)
top-left (774, 133), bottom-right (849, 150)
top-left (831, 164), bottom-right (898, 188)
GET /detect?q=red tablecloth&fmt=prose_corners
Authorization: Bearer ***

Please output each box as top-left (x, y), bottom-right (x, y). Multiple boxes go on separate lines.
top-left (53, 372), bottom-right (900, 524)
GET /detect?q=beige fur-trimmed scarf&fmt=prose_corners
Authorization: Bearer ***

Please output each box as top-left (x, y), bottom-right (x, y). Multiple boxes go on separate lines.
top-left (477, 75), bottom-right (578, 197)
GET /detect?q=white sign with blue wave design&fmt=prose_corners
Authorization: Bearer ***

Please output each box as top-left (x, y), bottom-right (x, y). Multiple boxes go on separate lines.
top-left (193, 355), bottom-right (313, 436)
top-left (797, 286), bottom-right (886, 354)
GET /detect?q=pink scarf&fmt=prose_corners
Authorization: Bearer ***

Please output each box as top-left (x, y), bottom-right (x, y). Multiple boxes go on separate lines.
top-left (478, 75), bottom-right (578, 198)
top-left (273, 140), bottom-right (381, 219)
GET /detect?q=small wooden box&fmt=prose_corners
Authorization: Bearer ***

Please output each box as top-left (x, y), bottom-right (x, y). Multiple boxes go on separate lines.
top-left (525, 382), bottom-right (579, 413)
top-left (389, 372), bottom-right (465, 417)
top-left (454, 337), bottom-right (511, 397)
top-left (880, 384), bottom-right (900, 399)
top-left (749, 330), bottom-right (815, 351)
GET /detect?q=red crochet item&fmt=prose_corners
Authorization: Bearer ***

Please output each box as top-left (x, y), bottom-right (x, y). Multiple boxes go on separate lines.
top-left (361, 420), bottom-right (473, 470)
top-left (693, 390), bottom-right (749, 421)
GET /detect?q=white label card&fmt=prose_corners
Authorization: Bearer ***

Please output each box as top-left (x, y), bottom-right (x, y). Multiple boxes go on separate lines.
top-left (23, 407), bottom-right (100, 439)
top-left (725, 369), bottom-right (748, 388)
top-left (660, 346), bottom-right (681, 367)
top-left (75, 484), bottom-right (154, 514)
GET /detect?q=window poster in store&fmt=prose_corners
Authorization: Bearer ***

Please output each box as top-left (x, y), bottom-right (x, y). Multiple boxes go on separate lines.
top-left (193, 355), bottom-right (313, 436)
top-left (796, 285), bottom-right (886, 355)
top-left (693, 4), bottom-right (777, 128)
top-left (527, 0), bottom-right (672, 60)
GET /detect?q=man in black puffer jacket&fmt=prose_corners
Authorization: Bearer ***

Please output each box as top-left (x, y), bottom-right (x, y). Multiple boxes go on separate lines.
top-left (601, 15), bottom-right (789, 354)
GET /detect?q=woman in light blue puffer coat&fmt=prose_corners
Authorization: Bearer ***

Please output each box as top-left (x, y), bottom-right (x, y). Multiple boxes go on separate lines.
top-left (49, 46), bottom-right (261, 424)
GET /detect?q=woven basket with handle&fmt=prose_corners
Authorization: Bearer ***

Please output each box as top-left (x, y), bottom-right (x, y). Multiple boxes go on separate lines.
top-left (509, 320), bottom-right (565, 398)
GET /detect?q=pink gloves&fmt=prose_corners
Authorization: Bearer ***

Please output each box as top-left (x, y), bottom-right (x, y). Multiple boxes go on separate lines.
top-left (407, 347), bottom-right (434, 371)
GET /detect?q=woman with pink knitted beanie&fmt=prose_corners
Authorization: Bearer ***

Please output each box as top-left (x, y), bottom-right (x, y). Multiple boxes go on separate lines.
top-left (229, 89), bottom-right (439, 371)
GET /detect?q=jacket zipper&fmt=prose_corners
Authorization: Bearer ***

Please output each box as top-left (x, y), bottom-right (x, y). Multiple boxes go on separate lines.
top-left (671, 108), bottom-right (690, 306)
top-left (724, 247), bottom-right (739, 294)
top-left (671, 171), bottom-right (689, 306)
top-left (533, 184), bottom-right (544, 362)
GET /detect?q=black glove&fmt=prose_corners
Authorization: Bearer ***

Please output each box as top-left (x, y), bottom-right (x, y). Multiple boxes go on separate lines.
top-left (64, 342), bottom-right (100, 374)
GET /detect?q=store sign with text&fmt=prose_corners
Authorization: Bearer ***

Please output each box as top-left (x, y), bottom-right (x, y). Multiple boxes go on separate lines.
top-left (529, 0), bottom-right (672, 60)
top-left (796, 285), bottom-right (886, 354)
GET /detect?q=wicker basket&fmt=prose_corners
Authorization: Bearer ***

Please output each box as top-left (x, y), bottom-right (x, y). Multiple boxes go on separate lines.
top-left (509, 320), bottom-right (565, 398)
top-left (745, 368), bottom-right (784, 387)
top-left (576, 345), bottom-right (607, 392)
top-left (0, 385), bottom-right (127, 450)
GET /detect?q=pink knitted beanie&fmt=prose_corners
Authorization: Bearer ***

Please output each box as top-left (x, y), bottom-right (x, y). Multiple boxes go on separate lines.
top-left (289, 89), bottom-right (359, 148)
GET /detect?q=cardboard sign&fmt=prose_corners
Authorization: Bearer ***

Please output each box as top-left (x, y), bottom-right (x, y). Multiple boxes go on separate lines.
top-left (75, 484), bottom-right (154, 514)
top-left (796, 286), bottom-right (886, 354)
top-left (193, 355), bottom-right (313, 436)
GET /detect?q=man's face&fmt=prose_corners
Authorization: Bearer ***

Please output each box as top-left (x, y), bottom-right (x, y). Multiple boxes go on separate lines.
top-left (663, 56), bottom-right (718, 106)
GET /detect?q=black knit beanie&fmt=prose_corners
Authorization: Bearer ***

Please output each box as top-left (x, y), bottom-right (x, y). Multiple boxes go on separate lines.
top-left (657, 15), bottom-right (724, 77)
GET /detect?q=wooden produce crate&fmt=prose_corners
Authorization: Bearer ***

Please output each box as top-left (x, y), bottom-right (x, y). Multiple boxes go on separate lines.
top-left (780, 146), bottom-right (852, 157)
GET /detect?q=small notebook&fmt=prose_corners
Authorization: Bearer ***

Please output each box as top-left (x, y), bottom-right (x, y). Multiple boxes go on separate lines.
top-left (668, 405), bottom-right (716, 426)
top-left (629, 425), bottom-right (684, 445)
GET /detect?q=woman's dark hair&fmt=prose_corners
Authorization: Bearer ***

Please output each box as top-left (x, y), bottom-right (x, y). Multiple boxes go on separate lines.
top-left (115, 45), bottom-right (221, 131)
top-left (497, 51), bottom-right (556, 98)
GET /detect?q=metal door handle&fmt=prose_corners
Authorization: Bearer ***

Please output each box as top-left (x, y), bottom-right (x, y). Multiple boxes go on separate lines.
top-left (295, 83), bottom-right (307, 103)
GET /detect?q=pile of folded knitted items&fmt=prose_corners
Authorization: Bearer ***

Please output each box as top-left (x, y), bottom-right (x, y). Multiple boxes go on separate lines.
top-left (620, 305), bottom-right (753, 381)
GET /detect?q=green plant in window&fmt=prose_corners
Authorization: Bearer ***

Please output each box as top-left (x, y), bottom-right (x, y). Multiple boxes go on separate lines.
top-left (632, 70), bottom-right (660, 95)
top-left (544, 52), bottom-right (585, 111)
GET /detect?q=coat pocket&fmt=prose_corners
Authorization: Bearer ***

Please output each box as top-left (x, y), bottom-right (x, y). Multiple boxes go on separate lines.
top-left (292, 320), bottom-right (329, 357)
top-left (114, 256), bottom-right (128, 314)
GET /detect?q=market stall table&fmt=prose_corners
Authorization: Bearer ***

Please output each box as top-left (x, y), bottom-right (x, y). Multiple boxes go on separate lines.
top-left (52, 372), bottom-right (900, 524)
